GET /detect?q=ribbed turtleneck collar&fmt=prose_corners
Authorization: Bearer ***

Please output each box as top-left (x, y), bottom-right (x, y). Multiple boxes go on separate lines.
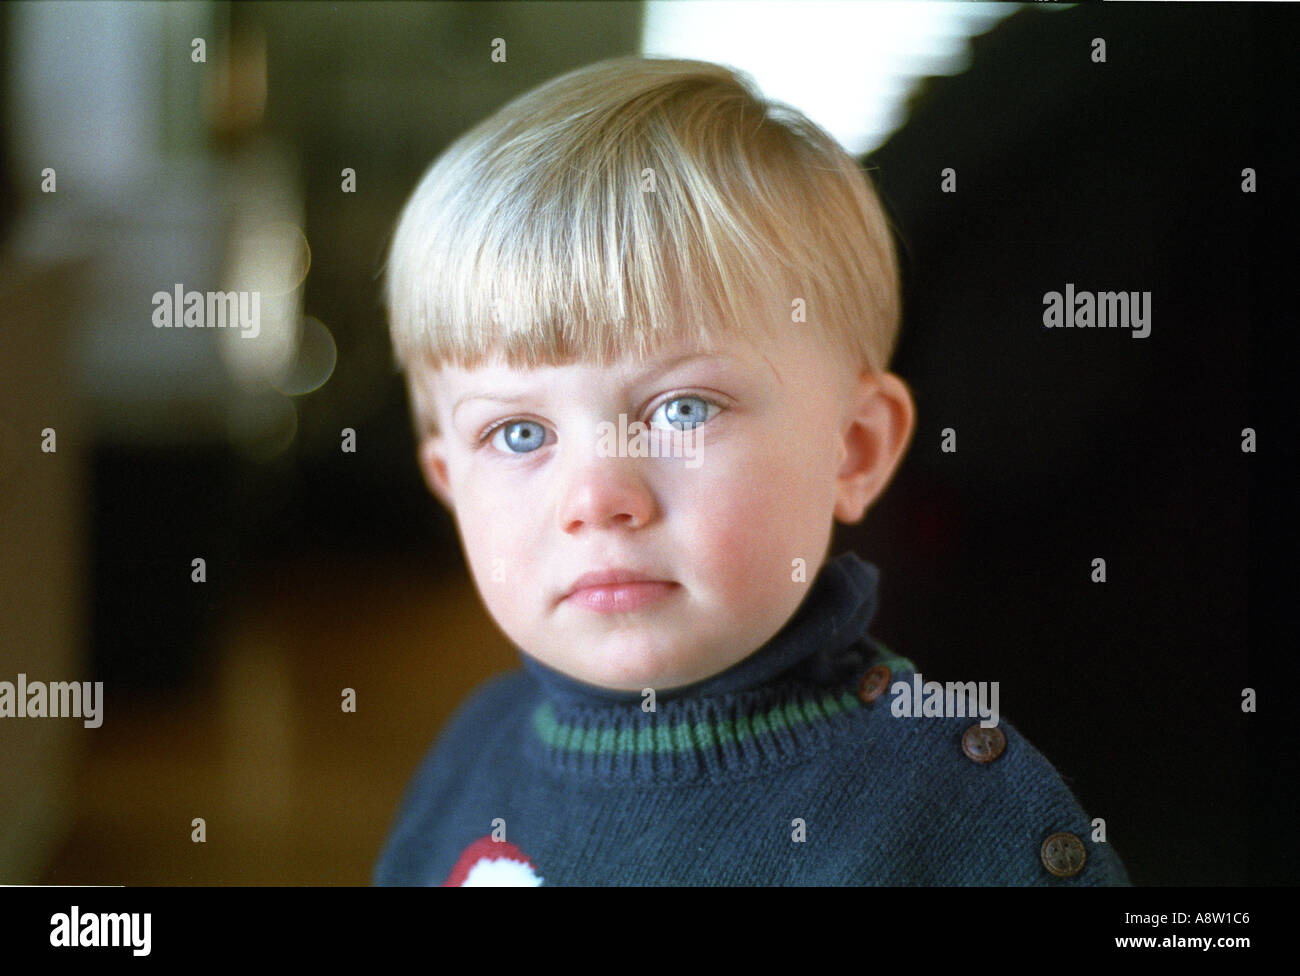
top-left (518, 552), bottom-right (910, 782)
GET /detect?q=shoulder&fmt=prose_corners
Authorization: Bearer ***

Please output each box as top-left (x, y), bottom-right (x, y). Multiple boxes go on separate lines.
top-left (402, 668), bottom-right (536, 793)
top-left (827, 662), bottom-right (1130, 885)
top-left (372, 669), bottom-right (536, 885)
top-left (437, 669), bottom-right (537, 750)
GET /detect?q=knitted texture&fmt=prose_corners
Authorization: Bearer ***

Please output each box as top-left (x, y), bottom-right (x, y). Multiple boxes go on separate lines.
top-left (373, 553), bottom-right (1130, 886)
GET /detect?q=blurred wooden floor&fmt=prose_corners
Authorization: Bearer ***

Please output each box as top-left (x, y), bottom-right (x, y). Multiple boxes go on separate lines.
top-left (38, 553), bottom-right (516, 885)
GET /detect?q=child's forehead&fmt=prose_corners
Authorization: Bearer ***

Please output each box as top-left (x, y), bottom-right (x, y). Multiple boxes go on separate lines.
top-left (421, 326), bottom-right (849, 415)
top-left (434, 332), bottom-right (756, 383)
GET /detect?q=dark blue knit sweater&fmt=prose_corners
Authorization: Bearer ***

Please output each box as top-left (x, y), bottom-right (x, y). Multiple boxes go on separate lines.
top-left (373, 552), bottom-right (1130, 885)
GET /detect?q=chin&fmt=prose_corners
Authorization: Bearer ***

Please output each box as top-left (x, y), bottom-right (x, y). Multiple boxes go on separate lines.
top-left (579, 641), bottom-right (703, 693)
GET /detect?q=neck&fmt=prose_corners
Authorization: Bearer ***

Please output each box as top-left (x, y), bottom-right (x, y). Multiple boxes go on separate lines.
top-left (517, 552), bottom-right (914, 781)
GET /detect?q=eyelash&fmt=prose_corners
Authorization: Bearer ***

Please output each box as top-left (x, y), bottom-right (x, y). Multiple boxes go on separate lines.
top-left (475, 393), bottom-right (724, 450)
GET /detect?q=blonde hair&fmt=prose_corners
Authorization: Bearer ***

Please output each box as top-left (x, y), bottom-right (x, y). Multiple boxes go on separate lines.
top-left (385, 56), bottom-right (900, 434)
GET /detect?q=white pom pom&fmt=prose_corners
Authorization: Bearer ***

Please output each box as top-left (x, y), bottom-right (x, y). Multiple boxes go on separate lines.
top-left (460, 857), bottom-right (544, 886)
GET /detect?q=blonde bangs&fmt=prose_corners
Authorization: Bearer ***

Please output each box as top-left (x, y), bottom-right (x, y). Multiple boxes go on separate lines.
top-left (386, 57), bottom-right (900, 424)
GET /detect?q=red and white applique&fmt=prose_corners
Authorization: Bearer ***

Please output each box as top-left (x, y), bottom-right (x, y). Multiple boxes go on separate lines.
top-left (442, 836), bottom-right (544, 886)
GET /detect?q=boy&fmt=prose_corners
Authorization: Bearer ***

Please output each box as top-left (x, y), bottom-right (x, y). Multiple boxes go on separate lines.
top-left (373, 56), bottom-right (1129, 885)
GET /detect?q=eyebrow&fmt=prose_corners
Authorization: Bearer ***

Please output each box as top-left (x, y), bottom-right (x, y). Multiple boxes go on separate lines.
top-left (450, 351), bottom-right (746, 420)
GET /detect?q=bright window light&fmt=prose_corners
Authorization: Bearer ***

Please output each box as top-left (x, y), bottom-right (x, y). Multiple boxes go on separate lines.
top-left (642, 1), bottom-right (1030, 155)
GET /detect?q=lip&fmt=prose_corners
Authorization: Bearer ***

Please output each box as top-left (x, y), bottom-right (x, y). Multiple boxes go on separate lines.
top-left (560, 568), bottom-right (679, 611)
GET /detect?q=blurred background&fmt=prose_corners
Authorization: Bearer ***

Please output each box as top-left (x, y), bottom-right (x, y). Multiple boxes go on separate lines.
top-left (0, 1), bottom-right (1290, 885)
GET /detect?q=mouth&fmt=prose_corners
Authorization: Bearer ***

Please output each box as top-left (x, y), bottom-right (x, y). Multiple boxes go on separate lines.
top-left (559, 569), bottom-right (680, 613)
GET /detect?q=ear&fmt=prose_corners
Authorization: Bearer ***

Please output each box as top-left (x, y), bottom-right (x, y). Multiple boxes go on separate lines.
top-left (833, 371), bottom-right (916, 524)
top-left (417, 433), bottom-right (455, 512)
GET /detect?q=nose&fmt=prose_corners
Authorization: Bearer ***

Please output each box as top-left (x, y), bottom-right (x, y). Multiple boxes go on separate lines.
top-left (558, 454), bottom-right (658, 533)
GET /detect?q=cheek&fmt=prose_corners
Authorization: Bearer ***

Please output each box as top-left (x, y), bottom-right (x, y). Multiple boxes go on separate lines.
top-left (455, 481), bottom-right (538, 594)
top-left (676, 453), bottom-right (813, 595)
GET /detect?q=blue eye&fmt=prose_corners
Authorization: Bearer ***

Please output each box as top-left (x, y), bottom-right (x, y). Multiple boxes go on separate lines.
top-left (650, 395), bottom-right (719, 431)
top-left (483, 396), bottom-right (720, 454)
top-left (489, 419), bottom-right (548, 454)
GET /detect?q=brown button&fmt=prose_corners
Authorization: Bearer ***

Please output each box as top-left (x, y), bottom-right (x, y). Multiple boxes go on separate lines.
top-left (961, 724), bottom-right (1006, 763)
top-left (1041, 832), bottom-right (1087, 878)
top-left (856, 665), bottom-right (892, 704)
